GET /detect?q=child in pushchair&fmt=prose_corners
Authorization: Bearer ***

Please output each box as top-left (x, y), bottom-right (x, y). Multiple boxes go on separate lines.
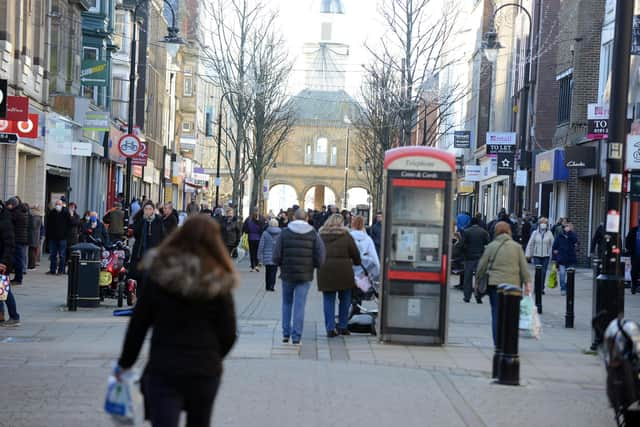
top-left (348, 268), bottom-right (379, 335)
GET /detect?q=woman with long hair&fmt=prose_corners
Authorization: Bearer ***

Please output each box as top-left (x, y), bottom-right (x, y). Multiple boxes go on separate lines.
top-left (116, 215), bottom-right (238, 427)
top-left (318, 214), bottom-right (361, 337)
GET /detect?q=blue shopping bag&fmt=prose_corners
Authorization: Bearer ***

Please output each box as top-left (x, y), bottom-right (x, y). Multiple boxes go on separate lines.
top-left (104, 373), bottom-right (136, 424)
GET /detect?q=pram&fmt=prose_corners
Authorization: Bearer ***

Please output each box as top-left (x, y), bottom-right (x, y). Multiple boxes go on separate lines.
top-left (347, 270), bottom-right (379, 335)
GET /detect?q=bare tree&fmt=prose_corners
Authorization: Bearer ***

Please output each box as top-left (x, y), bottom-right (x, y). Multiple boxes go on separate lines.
top-left (368, 0), bottom-right (461, 147)
top-left (200, 0), bottom-right (262, 209)
top-left (246, 22), bottom-right (295, 210)
top-left (354, 58), bottom-right (401, 213)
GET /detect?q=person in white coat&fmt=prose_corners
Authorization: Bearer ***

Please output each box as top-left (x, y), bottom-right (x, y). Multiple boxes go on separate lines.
top-left (350, 215), bottom-right (380, 282)
top-left (525, 217), bottom-right (554, 287)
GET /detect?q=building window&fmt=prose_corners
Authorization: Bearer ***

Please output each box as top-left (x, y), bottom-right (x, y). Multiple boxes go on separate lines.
top-left (557, 73), bottom-right (573, 124)
top-left (184, 77), bottom-right (193, 96)
top-left (304, 144), bottom-right (312, 165)
top-left (82, 47), bottom-right (99, 103)
top-left (113, 10), bottom-right (125, 49)
top-left (314, 137), bottom-right (328, 165)
top-left (330, 145), bottom-right (337, 166)
top-left (182, 121), bottom-right (193, 132)
top-left (321, 0), bottom-right (344, 13)
top-left (599, 41), bottom-right (613, 100)
top-left (87, 0), bottom-right (100, 13)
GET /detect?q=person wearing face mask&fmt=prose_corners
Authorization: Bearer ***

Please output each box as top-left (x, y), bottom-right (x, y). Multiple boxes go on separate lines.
top-left (81, 212), bottom-right (110, 246)
top-left (552, 222), bottom-right (578, 296)
top-left (525, 217), bottom-right (554, 287)
top-left (66, 203), bottom-right (82, 263)
top-left (45, 199), bottom-right (72, 275)
top-left (130, 201), bottom-right (166, 283)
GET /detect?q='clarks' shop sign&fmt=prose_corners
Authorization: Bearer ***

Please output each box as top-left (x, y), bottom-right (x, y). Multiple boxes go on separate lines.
top-left (564, 146), bottom-right (596, 169)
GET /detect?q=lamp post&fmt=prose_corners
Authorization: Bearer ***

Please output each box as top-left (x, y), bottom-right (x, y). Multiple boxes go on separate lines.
top-left (482, 3), bottom-right (532, 215)
top-left (215, 90), bottom-right (240, 208)
top-left (125, 0), bottom-right (184, 225)
top-left (343, 115), bottom-right (351, 210)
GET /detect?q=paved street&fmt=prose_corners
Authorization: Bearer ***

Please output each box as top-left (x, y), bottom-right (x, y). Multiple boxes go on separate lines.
top-left (0, 263), bottom-right (630, 426)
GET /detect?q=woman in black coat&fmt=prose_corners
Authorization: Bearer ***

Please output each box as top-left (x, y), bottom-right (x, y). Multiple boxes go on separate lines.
top-left (130, 201), bottom-right (165, 281)
top-left (116, 215), bottom-right (237, 427)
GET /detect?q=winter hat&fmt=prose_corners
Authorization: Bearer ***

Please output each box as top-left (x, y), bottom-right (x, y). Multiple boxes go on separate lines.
top-left (456, 213), bottom-right (471, 231)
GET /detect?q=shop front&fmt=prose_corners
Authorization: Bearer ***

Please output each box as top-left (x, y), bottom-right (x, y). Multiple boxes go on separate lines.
top-left (534, 148), bottom-right (569, 224)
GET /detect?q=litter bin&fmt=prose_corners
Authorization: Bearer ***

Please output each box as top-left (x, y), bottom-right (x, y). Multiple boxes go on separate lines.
top-left (70, 243), bottom-right (101, 307)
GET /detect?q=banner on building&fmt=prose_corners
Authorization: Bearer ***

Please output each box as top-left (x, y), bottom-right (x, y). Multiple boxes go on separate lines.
top-left (497, 153), bottom-right (514, 176)
top-left (486, 132), bottom-right (516, 145)
top-left (80, 60), bottom-right (108, 87)
top-left (6, 96), bottom-right (29, 121)
top-left (487, 144), bottom-right (515, 155)
top-left (83, 111), bottom-right (109, 131)
top-left (453, 131), bottom-right (471, 149)
top-left (564, 145), bottom-right (596, 169)
top-left (71, 142), bottom-right (92, 157)
top-left (464, 165), bottom-right (482, 181)
top-left (587, 103), bottom-right (609, 139)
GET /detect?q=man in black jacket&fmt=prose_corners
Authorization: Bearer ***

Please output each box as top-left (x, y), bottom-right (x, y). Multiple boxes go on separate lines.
top-left (45, 199), bottom-right (72, 275)
top-left (161, 203), bottom-right (179, 235)
top-left (0, 201), bottom-right (20, 325)
top-left (461, 217), bottom-right (490, 303)
top-left (272, 208), bottom-right (326, 345)
top-left (6, 198), bottom-right (29, 284)
top-left (370, 212), bottom-right (383, 257)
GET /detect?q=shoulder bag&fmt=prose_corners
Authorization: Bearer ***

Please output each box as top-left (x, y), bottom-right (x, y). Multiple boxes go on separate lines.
top-left (476, 239), bottom-right (508, 296)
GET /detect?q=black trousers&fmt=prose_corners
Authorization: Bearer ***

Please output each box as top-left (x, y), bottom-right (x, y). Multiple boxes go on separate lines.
top-left (145, 374), bottom-right (220, 427)
top-left (631, 256), bottom-right (640, 290)
top-left (249, 240), bottom-right (259, 269)
top-left (265, 265), bottom-right (277, 290)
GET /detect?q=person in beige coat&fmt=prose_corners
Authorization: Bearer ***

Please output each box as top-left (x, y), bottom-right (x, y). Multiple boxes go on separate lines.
top-left (476, 222), bottom-right (531, 345)
top-left (525, 217), bottom-right (554, 287)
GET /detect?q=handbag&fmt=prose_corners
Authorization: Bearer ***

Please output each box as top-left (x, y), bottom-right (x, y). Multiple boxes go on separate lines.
top-left (0, 275), bottom-right (10, 302)
top-left (547, 262), bottom-right (558, 288)
top-left (476, 239), bottom-right (508, 296)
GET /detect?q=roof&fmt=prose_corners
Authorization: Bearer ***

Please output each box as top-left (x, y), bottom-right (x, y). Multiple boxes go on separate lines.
top-left (289, 89), bottom-right (361, 124)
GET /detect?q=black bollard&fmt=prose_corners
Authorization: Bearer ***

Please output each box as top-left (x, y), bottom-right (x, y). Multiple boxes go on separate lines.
top-left (565, 268), bottom-right (575, 328)
top-left (497, 284), bottom-right (522, 386)
top-left (492, 284), bottom-right (509, 379)
top-left (67, 251), bottom-right (80, 311)
top-left (591, 258), bottom-right (602, 350)
top-left (534, 264), bottom-right (543, 314)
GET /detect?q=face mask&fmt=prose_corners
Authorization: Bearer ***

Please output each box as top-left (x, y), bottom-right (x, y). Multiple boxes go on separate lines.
top-left (539, 224), bottom-right (548, 231)
top-left (55, 205), bottom-right (62, 212)
top-left (90, 216), bottom-right (97, 223)
top-left (85, 216), bottom-right (90, 221)
top-left (69, 208), bottom-right (75, 214)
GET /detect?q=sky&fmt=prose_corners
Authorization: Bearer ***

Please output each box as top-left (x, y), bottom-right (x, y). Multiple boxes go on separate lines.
top-left (267, 0), bottom-right (383, 97)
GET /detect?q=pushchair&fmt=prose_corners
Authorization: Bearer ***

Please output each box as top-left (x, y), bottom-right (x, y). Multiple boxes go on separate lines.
top-left (347, 267), bottom-right (379, 335)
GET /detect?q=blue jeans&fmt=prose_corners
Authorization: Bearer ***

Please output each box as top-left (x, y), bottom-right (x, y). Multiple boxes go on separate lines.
top-left (487, 286), bottom-right (498, 346)
top-left (13, 244), bottom-right (26, 282)
top-left (281, 281), bottom-right (311, 342)
top-left (533, 256), bottom-right (550, 286)
top-left (1, 289), bottom-right (20, 320)
top-left (558, 264), bottom-right (573, 292)
top-left (323, 289), bottom-right (352, 332)
top-left (49, 240), bottom-right (67, 274)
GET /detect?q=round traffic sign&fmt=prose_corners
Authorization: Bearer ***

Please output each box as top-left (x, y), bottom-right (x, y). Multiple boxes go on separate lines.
top-left (118, 134), bottom-right (142, 158)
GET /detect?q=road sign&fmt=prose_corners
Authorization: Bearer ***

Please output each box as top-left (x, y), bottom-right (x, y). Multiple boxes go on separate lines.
top-left (0, 79), bottom-right (7, 118)
top-left (132, 142), bottom-right (148, 166)
top-left (118, 134), bottom-right (142, 158)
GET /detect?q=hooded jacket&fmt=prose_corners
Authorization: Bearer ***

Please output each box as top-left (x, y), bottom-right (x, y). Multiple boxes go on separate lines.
top-left (272, 220), bottom-right (326, 283)
top-left (258, 226), bottom-right (281, 266)
top-left (317, 226), bottom-right (361, 292)
top-left (118, 249), bottom-right (237, 377)
top-left (350, 229), bottom-right (380, 280)
top-left (0, 203), bottom-right (15, 269)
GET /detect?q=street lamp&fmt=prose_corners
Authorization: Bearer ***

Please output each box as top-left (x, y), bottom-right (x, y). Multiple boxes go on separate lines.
top-left (343, 115), bottom-right (351, 210)
top-left (125, 0), bottom-right (184, 226)
top-left (481, 3), bottom-right (532, 215)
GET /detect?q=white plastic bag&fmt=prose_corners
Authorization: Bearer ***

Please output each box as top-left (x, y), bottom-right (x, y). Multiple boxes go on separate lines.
top-left (519, 295), bottom-right (541, 339)
top-left (104, 370), bottom-right (140, 425)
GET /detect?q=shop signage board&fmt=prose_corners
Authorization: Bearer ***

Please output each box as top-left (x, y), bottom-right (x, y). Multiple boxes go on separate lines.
top-left (132, 142), bottom-right (148, 166)
top-left (6, 96), bottom-right (28, 121)
top-left (497, 153), bottom-right (515, 176)
top-left (487, 144), bottom-right (515, 154)
top-left (71, 142), bottom-right (92, 157)
top-left (626, 135), bottom-right (640, 170)
top-left (464, 165), bottom-right (482, 181)
top-left (80, 60), bottom-right (108, 87)
top-left (83, 111), bottom-right (110, 131)
top-left (453, 131), bottom-right (471, 149)
top-left (486, 132), bottom-right (516, 145)
top-left (587, 103), bottom-right (609, 139)
top-left (564, 146), bottom-right (596, 169)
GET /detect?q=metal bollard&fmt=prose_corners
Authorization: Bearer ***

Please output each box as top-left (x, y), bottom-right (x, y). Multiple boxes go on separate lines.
top-left (565, 268), bottom-right (575, 328)
top-left (66, 251), bottom-right (80, 311)
top-left (492, 284), bottom-right (509, 379)
top-left (497, 284), bottom-right (522, 386)
top-left (591, 259), bottom-right (602, 350)
top-left (534, 264), bottom-right (543, 314)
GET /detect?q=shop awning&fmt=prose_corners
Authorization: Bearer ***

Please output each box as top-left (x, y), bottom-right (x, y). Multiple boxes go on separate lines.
top-left (534, 148), bottom-right (569, 183)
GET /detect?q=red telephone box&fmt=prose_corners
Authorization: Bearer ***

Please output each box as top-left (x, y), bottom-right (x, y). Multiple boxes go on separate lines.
top-left (379, 147), bottom-right (456, 345)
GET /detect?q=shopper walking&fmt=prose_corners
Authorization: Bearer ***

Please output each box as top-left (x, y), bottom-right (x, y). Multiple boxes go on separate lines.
top-left (222, 208), bottom-right (242, 257)
top-left (552, 222), bottom-right (578, 296)
top-left (5, 198), bottom-right (28, 284)
top-left (243, 207), bottom-right (265, 272)
top-left (161, 203), bottom-right (179, 235)
top-left (45, 199), bottom-right (72, 275)
top-left (476, 221), bottom-right (531, 345)
top-left (461, 216), bottom-right (490, 304)
top-left (272, 208), bottom-right (325, 344)
top-left (525, 217), bottom-right (554, 287)
top-left (318, 214), bottom-right (361, 337)
top-left (116, 215), bottom-right (237, 427)
top-left (258, 219), bottom-right (281, 291)
top-left (130, 201), bottom-right (166, 283)
top-left (0, 200), bottom-right (20, 326)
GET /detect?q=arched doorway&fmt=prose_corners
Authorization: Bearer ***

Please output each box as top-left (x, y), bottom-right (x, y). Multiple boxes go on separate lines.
top-left (267, 184), bottom-right (299, 214)
top-left (346, 187), bottom-right (370, 211)
top-left (304, 185), bottom-right (336, 210)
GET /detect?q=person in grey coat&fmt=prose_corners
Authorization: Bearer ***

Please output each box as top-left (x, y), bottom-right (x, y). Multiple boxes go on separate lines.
top-left (258, 219), bottom-right (282, 291)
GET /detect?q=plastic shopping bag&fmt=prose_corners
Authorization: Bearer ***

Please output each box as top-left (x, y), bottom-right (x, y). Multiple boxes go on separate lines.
top-left (547, 263), bottom-right (557, 289)
top-left (519, 295), bottom-right (541, 339)
top-left (104, 370), bottom-right (141, 425)
top-left (241, 233), bottom-right (249, 251)
top-left (0, 275), bottom-right (10, 302)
